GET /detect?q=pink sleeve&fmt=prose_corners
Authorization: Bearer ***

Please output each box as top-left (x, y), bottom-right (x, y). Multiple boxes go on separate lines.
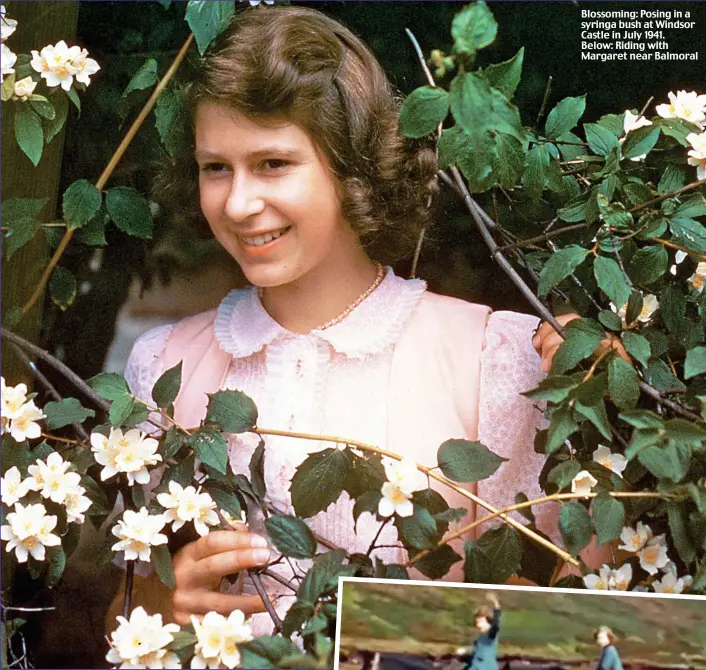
top-left (476, 311), bottom-right (554, 535)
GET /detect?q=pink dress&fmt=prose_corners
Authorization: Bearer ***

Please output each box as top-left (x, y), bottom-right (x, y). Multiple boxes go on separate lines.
top-left (124, 268), bottom-right (548, 634)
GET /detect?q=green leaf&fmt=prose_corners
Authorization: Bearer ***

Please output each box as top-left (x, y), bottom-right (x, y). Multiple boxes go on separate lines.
top-left (282, 601), bottom-right (314, 638)
top-left (658, 165), bottom-right (687, 195)
top-left (608, 358), bottom-right (640, 411)
top-left (547, 460), bottom-right (582, 490)
top-left (482, 47), bottom-right (523, 99)
top-left (523, 375), bottom-right (578, 403)
top-left (205, 390), bottom-right (258, 434)
top-left (66, 86), bottom-right (81, 112)
top-left (625, 292), bottom-right (644, 326)
top-left (62, 179), bottom-right (102, 230)
top-left (463, 540), bottom-right (490, 583)
top-left (123, 58), bottom-right (158, 98)
top-left (436, 439), bottom-right (506, 483)
top-left (48, 266), bottom-right (77, 311)
top-left (598, 309), bottom-right (622, 332)
top-left (43, 92), bottom-right (69, 145)
top-left (160, 427), bottom-right (184, 460)
top-left (575, 399), bottom-right (612, 440)
top-left (152, 361), bottom-right (182, 408)
top-left (105, 186), bottom-right (153, 239)
top-left (162, 453), bottom-right (195, 489)
top-left (627, 246), bottom-right (668, 286)
top-left (676, 195), bottom-right (706, 219)
top-left (622, 182), bottom-right (653, 207)
top-left (43, 398), bottom-right (95, 429)
top-left (669, 217), bottom-right (706, 253)
top-left (537, 245), bottom-right (589, 297)
top-left (621, 332), bottom-right (651, 368)
top-left (456, 126), bottom-right (496, 193)
top-left (204, 483), bottom-right (242, 519)
top-left (167, 630), bottom-right (197, 652)
top-left (74, 210), bottom-right (108, 246)
top-left (413, 545), bottom-right (461, 580)
top-left (546, 406), bottom-right (579, 454)
top-left (187, 427), bottom-right (228, 475)
top-left (545, 95), bottom-right (586, 140)
top-left (46, 546), bottom-right (66, 588)
top-left (398, 86), bottom-right (449, 138)
top-left (291, 448), bottom-right (349, 519)
top-left (645, 359), bottom-right (686, 394)
top-left (353, 490), bottom-right (382, 521)
top-left (14, 103), bottom-right (44, 166)
top-left (152, 544), bottom-right (176, 589)
top-left (638, 444), bottom-right (689, 482)
top-left (451, 1), bottom-right (497, 53)
top-left (28, 97), bottom-right (55, 120)
top-left (2, 197), bottom-right (46, 261)
top-left (450, 72), bottom-right (493, 135)
top-left (685, 346), bottom-right (706, 379)
top-left (622, 125), bottom-right (660, 160)
top-left (559, 502), bottom-right (593, 555)
top-left (659, 285), bottom-right (686, 334)
top-left (475, 525), bottom-right (522, 583)
top-left (557, 199), bottom-right (587, 223)
top-left (619, 409), bottom-right (664, 430)
top-left (265, 514), bottom-right (317, 559)
top-left (154, 86), bottom-right (183, 158)
top-left (185, 0), bottom-right (235, 55)
top-left (522, 144), bottom-right (549, 200)
top-left (584, 123), bottom-right (620, 158)
top-left (437, 126), bottom-right (462, 171)
top-left (109, 394), bottom-right (135, 426)
top-left (90, 372), bottom-right (132, 400)
top-left (551, 330), bottom-right (603, 376)
top-left (397, 507), bottom-right (439, 550)
top-left (667, 504), bottom-right (696, 564)
top-left (344, 452), bottom-right (385, 499)
top-left (249, 439), bottom-right (266, 500)
top-left (594, 255), bottom-right (632, 308)
top-left (592, 493), bottom-right (625, 545)
top-left (492, 134), bottom-right (524, 189)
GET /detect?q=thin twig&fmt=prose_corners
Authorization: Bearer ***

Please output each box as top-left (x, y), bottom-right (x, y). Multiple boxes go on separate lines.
top-left (21, 33), bottom-right (195, 317)
top-left (1, 605), bottom-right (56, 612)
top-left (405, 28), bottom-right (436, 88)
top-left (260, 568), bottom-right (299, 593)
top-left (638, 382), bottom-right (704, 424)
top-left (535, 75), bottom-right (553, 127)
top-left (3, 328), bottom-right (110, 412)
top-left (366, 518), bottom-right (391, 557)
top-left (410, 225), bottom-right (427, 279)
top-left (637, 96), bottom-right (654, 119)
top-left (626, 177), bottom-right (706, 215)
top-left (254, 426), bottom-right (578, 567)
top-left (248, 570), bottom-right (283, 632)
top-left (406, 489), bottom-right (663, 567)
top-left (498, 223), bottom-right (590, 251)
top-left (122, 561), bottom-right (135, 619)
top-left (449, 167), bottom-right (566, 335)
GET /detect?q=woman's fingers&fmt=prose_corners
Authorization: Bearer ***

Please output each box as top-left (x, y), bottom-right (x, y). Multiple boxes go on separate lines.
top-left (180, 546), bottom-right (271, 589)
top-left (172, 591), bottom-right (266, 625)
top-left (185, 529), bottom-right (268, 563)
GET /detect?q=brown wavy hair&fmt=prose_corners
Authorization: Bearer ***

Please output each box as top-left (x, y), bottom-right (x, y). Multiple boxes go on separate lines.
top-left (153, 5), bottom-right (438, 264)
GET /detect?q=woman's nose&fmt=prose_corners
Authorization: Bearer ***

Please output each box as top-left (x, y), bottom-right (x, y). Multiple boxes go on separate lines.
top-left (225, 174), bottom-right (265, 221)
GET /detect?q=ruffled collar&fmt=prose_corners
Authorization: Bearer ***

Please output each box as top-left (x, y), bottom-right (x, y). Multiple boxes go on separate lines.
top-left (213, 268), bottom-right (426, 359)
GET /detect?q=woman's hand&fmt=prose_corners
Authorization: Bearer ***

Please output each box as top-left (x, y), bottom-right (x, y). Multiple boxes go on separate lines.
top-left (486, 592), bottom-right (500, 609)
top-left (171, 526), bottom-right (271, 625)
top-left (532, 313), bottom-right (631, 373)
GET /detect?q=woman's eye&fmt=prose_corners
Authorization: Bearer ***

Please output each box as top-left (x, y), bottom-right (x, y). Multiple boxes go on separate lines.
top-left (200, 163), bottom-right (229, 173)
top-left (262, 159), bottom-right (289, 171)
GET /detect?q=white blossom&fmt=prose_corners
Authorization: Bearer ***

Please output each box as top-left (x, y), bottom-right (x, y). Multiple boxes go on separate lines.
top-left (638, 534), bottom-right (670, 575)
top-left (377, 458), bottom-right (425, 518)
top-left (248, 0), bottom-right (275, 5)
top-left (63, 485), bottom-right (92, 524)
top-left (688, 261), bottom-right (706, 293)
top-left (583, 563), bottom-right (632, 591)
top-left (8, 400), bottom-right (45, 442)
top-left (190, 610), bottom-right (253, 670)
top-left (1, 377), bottom-right (28, 425)
top-left (618, 521), bottom-right (653, 553)
top-left (592, 445), bottom-right (627, 477)
top-left (1, 502), bottom-right (60, 562)
top-left (27, 451), bottom-right (81, 504)
top-left (656, 90), bottom-right (706, 126)
top-left (653, 567), bottom-right (689, 595)
top-left (157, 481), bottom-right (219, 537)
top-left (686, 131), bottom-right (706, 180)
top-left (670, 250), bottom-right (688, 276)
top-left (70, 47), bottom-right (100, 85)
top-left (91, 427), bottom-right (162, 486)
top-left (13, 75), bottom-right (36, 99)
top-left (0, 466), bottom-right (32, 507)
top-left (1, 5), bottom-right (17, 42)
top-left (111, 507), bottom-right (168, 562)
top-left (1, 41), bottom-right (15, 75)
top-left (107, 606), bottom-right (181, 669)
top-left (612, 293), bottom-right (659, 325)
top-left (570, 470), bottom-right (597, 497)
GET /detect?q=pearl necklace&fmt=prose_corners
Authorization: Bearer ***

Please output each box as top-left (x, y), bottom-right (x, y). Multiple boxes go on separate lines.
top-left (258, 263), bottom-right (385, 332)
top-left (315, 262), bottom-right (385, 331)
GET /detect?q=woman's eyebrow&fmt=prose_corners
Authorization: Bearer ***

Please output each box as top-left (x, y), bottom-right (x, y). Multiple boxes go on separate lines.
top-left (194, 147), bottom-right (303, 160)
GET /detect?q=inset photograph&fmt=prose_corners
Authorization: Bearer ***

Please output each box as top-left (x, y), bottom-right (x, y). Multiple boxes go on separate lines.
top-left (335, 579), bottom-right (706, 670)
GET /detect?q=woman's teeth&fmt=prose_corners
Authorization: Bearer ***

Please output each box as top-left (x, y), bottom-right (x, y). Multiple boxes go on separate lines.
top-left (241, 228), bottom-right (288, 246)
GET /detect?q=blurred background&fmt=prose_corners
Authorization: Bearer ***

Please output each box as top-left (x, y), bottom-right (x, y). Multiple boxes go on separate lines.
top-left (2, 2), bottom-right (705, 667)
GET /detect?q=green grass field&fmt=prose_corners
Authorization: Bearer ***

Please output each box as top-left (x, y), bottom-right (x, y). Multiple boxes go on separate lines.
top-left (339, 582), bottom-right (706, 668)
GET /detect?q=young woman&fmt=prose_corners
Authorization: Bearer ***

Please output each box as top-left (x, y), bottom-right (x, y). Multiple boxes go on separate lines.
top-left (593, 626), bottom-right (624, 670)
top-left (111, 5), bottom-right (596, 634)
top-left (460, 593), bottom-right (502, 670)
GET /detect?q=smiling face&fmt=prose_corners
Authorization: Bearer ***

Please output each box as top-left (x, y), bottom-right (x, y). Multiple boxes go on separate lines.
top-left (596, 630), bottom-right (610, 647)
top-left (474, 617), bottom-right (491, 634)
top-left (194, 102), bottom-right (363, 290)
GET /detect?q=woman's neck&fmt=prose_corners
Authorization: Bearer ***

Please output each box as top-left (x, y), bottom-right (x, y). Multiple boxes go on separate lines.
top-left (259, 248), bottom-right (379, 334)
